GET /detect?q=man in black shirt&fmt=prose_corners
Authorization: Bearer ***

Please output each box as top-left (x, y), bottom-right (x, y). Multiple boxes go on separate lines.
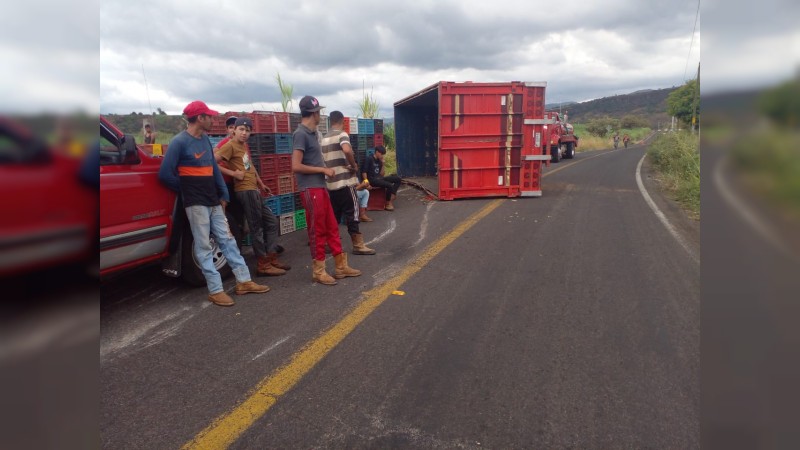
top-left (362, 145), bottom-right (401, 211)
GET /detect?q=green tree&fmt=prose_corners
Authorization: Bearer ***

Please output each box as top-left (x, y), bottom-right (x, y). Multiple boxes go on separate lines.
top-left (275, 72), bottom-right (294, 112)
top-left (667, 79), bottom-right (699, 127)
top-left (759, 77), bottom-right (800, 128)
top-left (620, 114), bottom-right (649, 129)
top-left (586, 115), bottom-right (620, 137)
top-left (382, 123), bottom-right (395, 150)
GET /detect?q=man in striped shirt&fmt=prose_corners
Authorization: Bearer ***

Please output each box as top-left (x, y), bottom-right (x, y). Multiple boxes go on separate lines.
top-left (320, 110), bottom-right (375, 255)
top-left (292, 96), bottom-right (361, 285)
top-left (158, 101), bottom-right (268, 306)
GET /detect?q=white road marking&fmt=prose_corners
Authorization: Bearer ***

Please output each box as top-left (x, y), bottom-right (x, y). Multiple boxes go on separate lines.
top-left (635, 154), bottom-right (699, 264)
top-left (251, 336), bottom-right (292, 361)
top-left (713, 155), bottom-right (798, 261)
top-left (412, 202), bottom-right (434, 247)
top-left (366, 219), bottom-right (396, 245)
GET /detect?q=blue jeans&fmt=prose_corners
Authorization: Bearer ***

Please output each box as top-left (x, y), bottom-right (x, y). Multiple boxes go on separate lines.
top-left (356, 189), bottom-right (369, 209)
top-left (185, 204), bottom-right (251, 294)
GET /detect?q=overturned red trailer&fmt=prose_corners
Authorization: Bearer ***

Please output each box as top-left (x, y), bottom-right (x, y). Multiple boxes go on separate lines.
top-left (394, 81), bottom-right (551, 200)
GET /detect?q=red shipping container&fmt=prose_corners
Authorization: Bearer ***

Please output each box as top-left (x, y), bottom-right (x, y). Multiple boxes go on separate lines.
top-left (394, 81), bottom-right (550, 200)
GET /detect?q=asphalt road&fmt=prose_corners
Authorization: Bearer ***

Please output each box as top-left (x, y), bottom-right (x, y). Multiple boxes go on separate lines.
top-left (101, 143), bottom-right (700, 449)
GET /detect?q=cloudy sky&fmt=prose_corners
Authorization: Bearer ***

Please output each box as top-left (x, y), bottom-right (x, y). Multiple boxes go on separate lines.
top-left (3, 1), bottom-right (797, 117)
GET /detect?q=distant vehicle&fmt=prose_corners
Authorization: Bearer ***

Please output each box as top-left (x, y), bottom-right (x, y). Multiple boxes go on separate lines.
top-left (0, 117), bottom-right (95, 277)
top-left (99, 116), bottom-right (243, 285)
top-left (543, 112), bottom-right (578, 162)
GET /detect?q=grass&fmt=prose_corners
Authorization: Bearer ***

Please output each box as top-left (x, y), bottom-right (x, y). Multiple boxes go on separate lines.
top-left (383, 147), bottom-right (397, 175)
top-left (731, 128), bottom-right (800, 219)
top-left (572, 125), bottom-right (652, 151)
top-left (647, 131), bottom-right (700, 218)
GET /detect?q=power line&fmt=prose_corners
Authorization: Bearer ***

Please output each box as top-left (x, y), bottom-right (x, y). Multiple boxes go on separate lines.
top-left (683, 0), bottom-right (700, 81)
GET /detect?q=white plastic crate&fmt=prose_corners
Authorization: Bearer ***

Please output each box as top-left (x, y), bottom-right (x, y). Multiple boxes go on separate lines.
top-left (279, 213), bottom-right (295, 235)
top-left (348, 117), bottom-right (359, 135)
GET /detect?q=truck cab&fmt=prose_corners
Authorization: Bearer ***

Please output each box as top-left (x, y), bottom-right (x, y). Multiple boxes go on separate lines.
top-left (99, 116), bottom-right (232, 285)
top-left (544, 111), bottom-right (578, 162)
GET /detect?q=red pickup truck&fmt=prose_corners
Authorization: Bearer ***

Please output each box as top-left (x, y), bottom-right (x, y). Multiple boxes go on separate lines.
top-left (99, 116), bottom-right (241, 285)
top-left (0, 117), bottom-right (95, 276)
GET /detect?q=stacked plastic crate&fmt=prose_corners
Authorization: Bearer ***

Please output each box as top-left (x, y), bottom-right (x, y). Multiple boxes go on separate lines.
top-left (207, 109), bottom-right (308, 237)
top-left (348, 118), bottom-right (383, 167)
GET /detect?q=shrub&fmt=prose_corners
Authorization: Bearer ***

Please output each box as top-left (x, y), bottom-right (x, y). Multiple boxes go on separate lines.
top-left (648, 131), bottom-right (700, 216)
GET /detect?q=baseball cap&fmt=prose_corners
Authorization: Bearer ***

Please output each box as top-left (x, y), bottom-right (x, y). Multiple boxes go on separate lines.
top-left (225, 116), bottom-right (238, 127)
top-left (299, 95), bottom-right (324, 113)
top-left (183, 100), bottom-right (219, 117)
top-left (233, 117), bottom-right (253, 129)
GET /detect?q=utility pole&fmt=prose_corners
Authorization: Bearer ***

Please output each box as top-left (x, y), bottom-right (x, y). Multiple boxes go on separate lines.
top-left (690, 62), bottom-right (700, 135)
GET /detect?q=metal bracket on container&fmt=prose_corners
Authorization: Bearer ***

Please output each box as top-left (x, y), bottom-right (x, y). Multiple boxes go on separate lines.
top-left (523, 81), bottom-right (548, 87)
top-left (523, 155), bottom-right (552, 161)
top-left (520, 191), bottom-right (543, 197)
top-left (524, 119), bottom-right (555, 125)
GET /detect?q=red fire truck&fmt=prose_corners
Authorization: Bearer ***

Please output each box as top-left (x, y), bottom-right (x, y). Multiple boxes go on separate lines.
top-left (544, 111), bottom-right (578, 162)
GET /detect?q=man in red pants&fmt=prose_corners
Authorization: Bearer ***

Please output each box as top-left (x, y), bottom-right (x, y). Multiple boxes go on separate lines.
top-left (291, 96), bottom-right (360, 285)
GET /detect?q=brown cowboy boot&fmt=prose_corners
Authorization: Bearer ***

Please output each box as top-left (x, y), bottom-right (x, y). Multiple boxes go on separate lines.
top-left (334, 252), bottom-right (361, 279)
top-left (257, 255), bottom-right (286, 276)
top-left (350, 233), bottom-right (376, 255)
top-left (235, 280), bottom-right (270, 295)
top-left (208, 291), bottom-right (235, 306)
top-left (269, 252), bottom-right (291, 270)
top-left (384, 193), bottom-right (396, 211)
top-left (312, 259), bottom-right (337, 285)
top-left (358, 207), bottom-right (373, 222)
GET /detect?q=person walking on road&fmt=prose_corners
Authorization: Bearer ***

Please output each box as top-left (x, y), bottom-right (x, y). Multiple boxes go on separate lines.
top-left (215, 116), bottom-right (290, 276)
top-left (362, 145), bottom-right (401, 211)
top-left (613, 132), bottom-right (620, 149)
top-left (623, 133), bottom-right (631, 148)
top-left (292, 96), bottom-right (361, 285)
top-left (320, 110), bottom-right (376, 256)
top-left (158, 100), bottom-right (269, 307)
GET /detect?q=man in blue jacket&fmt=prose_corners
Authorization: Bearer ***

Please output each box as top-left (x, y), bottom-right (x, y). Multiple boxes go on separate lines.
top-left (158, 100), bottom-right (268, 306)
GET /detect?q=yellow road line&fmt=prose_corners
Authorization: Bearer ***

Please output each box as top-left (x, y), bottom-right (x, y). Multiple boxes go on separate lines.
top-left (183, 199), bottom-right (504, 449)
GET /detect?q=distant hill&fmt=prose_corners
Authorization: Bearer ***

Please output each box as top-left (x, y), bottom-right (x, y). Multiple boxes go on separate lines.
top-left (557, 87), bottom-right (678, 127)
top-left (102, 113), bottom-right (186, 136)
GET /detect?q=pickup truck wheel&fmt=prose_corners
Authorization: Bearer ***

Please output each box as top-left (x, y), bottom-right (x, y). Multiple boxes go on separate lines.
top-left (551, 145), bottom-right (561, 163)
top-left (565, 142), bottom-right (575, 159)
top-left (180, 229), bottom-right (233, 287)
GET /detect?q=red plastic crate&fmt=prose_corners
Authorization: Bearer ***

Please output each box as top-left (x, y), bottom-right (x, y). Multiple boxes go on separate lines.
top-left (261, 176), bottom-right (278, 195)
top-left (275, 154), bottom-right (292, 174)
top-left (274, 112), bottom-right (290, 133)
top-left (374, 133), bottom-right (384, 147)
top-left (209, 115), bottom-right (228, 135)
top-left (258, 155), bottom-right (278, 178)
top-left (251, 112), bottom-right (276, 133)
top-left (367, 187), bottom-right (386, 211)
top-left (342, 117), bottom-right (350, 133)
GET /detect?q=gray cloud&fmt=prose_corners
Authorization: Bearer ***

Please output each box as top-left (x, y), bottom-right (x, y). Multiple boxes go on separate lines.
top-left (94, 0), bottom-right (794, 116)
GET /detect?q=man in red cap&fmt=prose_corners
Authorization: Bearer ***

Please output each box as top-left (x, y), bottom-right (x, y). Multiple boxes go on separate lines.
top-left (158, 101), bottom-right (269, 306)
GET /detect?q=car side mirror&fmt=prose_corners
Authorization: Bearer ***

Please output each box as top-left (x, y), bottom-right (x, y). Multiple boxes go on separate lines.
top-left (120, 134), bottom-right (141, 164)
